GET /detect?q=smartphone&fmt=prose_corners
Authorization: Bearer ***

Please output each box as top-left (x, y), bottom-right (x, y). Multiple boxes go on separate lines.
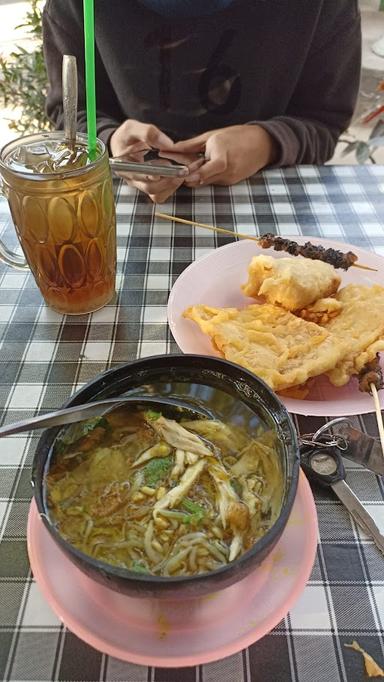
top-left (109, 148), bottom-right (203, 177)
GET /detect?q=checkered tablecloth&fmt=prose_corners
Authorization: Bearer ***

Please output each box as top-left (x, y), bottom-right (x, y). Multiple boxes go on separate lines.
top-left (1, 165), bottom-right (384, 682)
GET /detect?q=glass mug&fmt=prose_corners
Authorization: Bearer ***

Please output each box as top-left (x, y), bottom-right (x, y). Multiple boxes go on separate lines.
top-left (0, 132), bottom-right (116, 315)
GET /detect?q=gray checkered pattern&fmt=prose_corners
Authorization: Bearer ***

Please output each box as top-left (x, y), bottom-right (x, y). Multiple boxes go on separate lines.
top-left (0, 166), bottom-right (384, 682)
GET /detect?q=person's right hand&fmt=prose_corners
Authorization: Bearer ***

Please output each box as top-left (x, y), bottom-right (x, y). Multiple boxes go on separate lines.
top-left (110, 119), bottom-right (186, 203)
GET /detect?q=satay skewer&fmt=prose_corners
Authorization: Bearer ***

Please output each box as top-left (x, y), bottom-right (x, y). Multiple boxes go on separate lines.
top-left (359, 356), bottom-right (384, 459)
top-left (155, 212), bottom-right (377, 272)
top-left (371, 384), bottom-right (384, 458)
top-left (155, 211), bottom-right (261, 242)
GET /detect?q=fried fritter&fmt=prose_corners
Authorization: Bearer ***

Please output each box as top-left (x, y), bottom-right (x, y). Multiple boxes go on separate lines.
top-left (320, 284), bottom-right (384, 386)
top-left (183, 303), bottom-right (348, 392)
top-left (242, 255), bottom-right (341, 311)
top-left (297, 296), bottom-right (343, 325)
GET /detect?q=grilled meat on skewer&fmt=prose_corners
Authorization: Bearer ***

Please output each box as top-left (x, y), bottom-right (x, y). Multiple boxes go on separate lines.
top-left (358, 355), bottom-right (384, 394)
top-left (258, 234), bottom-right (358, 270)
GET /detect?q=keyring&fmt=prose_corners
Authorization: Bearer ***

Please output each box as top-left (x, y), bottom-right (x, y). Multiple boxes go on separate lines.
top-left (300, 417), bottom-right (350, 451)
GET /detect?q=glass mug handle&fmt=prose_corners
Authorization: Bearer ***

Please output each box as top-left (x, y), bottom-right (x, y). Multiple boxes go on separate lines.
top-left (0, 180), bottom-right (28, 270)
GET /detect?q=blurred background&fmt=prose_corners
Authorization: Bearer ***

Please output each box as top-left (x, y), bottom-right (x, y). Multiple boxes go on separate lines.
top-left (1, 0), bottom-right (384, 164)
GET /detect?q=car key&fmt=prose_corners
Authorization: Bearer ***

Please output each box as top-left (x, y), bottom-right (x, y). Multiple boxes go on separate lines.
top-left (305, 417), bottom-right (384, 476)
top-left (300, 441), bottom-right (384, 556)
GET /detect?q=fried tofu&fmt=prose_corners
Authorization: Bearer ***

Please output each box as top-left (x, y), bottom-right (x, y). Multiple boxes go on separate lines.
top-left (183, 303), bottom-right (348, 392)
top-left (242, 255), bottom-right (341, 311)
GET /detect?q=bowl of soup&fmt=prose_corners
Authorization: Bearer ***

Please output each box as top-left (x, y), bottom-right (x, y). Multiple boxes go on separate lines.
top-left (32, 354), bottom-right (300, 598)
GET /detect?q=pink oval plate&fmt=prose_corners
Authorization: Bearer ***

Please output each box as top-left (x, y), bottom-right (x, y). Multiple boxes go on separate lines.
top-left (27, 471), bottom-right (317, 668)
top-left (167, 236), bottom-right (384, 417)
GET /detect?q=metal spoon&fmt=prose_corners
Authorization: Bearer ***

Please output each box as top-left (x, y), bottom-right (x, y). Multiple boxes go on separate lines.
top-left (0, 396), bottom-right (213, 437)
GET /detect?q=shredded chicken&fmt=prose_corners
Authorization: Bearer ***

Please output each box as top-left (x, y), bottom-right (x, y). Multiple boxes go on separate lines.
top-left (182, 419), bottom-right (249, 456)
top-left (152, 459), bottom-right (206, 518)
top-left (207, 460), bottom-right (250, 561)
top-left (170, 449), bottom-right (186, 479)
top-left (150, 415), bottom-right (212, 457)
top-left (207, 460), bottom-right (235, 528)
top-left (131, 442), bottom-right (171, 468)
top-left (239, 476), bottom-right (261, 516)
top-left (185, 451), bottom-right (199, 465)
top-left (231, 440), bottom-right (271, 477)
top-left (228, 535), bottom-right (243, 562)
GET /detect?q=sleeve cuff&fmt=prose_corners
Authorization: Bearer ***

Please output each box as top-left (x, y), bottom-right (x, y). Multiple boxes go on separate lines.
top-left (249, 119), bottom-right (301, 167)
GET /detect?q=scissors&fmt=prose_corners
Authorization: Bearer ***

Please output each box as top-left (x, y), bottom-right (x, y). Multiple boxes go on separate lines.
top-left (300, 418), bottom-right (384, 556)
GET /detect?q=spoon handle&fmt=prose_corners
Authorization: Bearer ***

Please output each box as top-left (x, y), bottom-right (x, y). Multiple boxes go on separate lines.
top-left (0, 397), bottom-right (211, 437)
top-left (62, 54), bottom-right (78, 146)
top-left (0, 399), bottom-right (126, 437)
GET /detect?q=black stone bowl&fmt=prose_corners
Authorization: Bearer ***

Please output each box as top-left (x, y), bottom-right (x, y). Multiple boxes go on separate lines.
top-left (32, 355), bottom-right (300, 599)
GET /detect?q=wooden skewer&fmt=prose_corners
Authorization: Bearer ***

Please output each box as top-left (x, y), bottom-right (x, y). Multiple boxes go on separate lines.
top-left (155, 211), bottom-right (260, 243)
top-left (370, 383), bottom-right (384, 459)
top-left (154, 212), bottom-right (377, 272)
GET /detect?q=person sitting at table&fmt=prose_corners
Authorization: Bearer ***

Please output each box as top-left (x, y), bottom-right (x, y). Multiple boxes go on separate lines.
top-left (42, 0), bottom-right (361, 204)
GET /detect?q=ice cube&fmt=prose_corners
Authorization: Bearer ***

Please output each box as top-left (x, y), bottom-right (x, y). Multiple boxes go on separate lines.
top-left (6, 140), bottom-right (92, 174)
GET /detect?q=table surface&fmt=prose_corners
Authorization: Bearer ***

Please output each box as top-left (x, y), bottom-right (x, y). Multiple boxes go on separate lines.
top-left (0, 165), bottom-right (384, 682)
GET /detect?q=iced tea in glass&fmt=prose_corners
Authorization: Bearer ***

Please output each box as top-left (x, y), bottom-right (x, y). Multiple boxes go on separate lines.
top-left (0, 132), bottom-right (116, 314)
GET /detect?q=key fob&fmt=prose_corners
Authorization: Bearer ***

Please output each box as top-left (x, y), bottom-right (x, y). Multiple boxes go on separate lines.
top-left (300, 440), bottom-right (346, 488)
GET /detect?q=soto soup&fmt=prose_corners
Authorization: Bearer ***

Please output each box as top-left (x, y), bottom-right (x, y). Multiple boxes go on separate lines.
top-left (45, 404), bottom-right (283, 577)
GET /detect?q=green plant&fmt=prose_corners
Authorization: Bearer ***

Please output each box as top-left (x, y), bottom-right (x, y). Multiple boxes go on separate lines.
top-left (340, 119), bottom-right (384, 164)
top-left (0, 0), bottom-right (52, 134)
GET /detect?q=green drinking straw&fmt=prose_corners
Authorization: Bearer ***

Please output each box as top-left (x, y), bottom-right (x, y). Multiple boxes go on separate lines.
top-left (83, 0), bottom-right (97, 161)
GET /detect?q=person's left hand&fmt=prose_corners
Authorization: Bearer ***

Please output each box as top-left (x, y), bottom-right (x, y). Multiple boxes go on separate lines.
top-left (172, 124), bottom-right (279, 187)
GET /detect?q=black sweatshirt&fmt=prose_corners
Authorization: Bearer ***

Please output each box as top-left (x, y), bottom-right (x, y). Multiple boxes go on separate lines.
top-left (43, 0), bottom-right (361, 165)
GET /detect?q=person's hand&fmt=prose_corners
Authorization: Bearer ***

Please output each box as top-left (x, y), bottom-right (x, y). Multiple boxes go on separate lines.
top-left (110, 118), bottom-right (175, 158)
top-left (110, 119), bottom-right (196, 203)
top-left (172, 124), bottom-right (279, 187)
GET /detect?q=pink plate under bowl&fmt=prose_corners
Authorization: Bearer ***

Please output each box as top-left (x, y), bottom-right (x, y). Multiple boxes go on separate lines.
top-left (27, 471), bottom-right (317, 668)
top-left (167, 237), bottom-right (384, 417)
